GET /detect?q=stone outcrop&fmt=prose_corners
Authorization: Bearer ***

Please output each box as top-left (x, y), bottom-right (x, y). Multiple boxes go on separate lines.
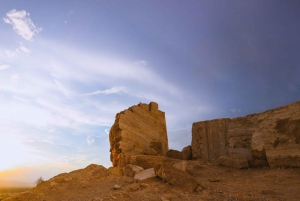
top-left (217, 156), bottom-right (249, 169)
top-left (166, 145), bottom-right (193, 160)
top-left (109, 102), bottom-right (168, 167)
top-left (166, 149), bottom-right (183, 160)
top-left (134, 168), bottom-right (156, 180)
top-left (119, 154), bottom-right (182, 169)
top-left (181, 145), bottom-right (193, 160)
top-left (154, 164), bottom-right (198, 193)
top-left (123, 164), bottom-right (144, 177)
top-left (192, 100), bottom-right (300, 168)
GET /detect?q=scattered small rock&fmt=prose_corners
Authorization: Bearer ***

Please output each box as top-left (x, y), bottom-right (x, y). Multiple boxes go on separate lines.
top-left (113, 184), bottom-right (121, 190)
top-left (161, 196), bottom-right (170, 201)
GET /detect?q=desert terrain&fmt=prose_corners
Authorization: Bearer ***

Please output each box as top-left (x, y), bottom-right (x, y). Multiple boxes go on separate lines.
top-left (2, 161), bottom-right (300, 201)
top-left (3, 101), bottom-right (300, 201)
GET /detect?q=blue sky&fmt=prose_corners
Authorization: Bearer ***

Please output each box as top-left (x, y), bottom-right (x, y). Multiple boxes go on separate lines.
top-left (0, 0), bottom-right (300, 183)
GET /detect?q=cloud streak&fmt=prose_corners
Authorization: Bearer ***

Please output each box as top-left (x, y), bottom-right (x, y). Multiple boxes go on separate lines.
top-left (83, 86), bottom-right (127, 96)
top-left (3, 9), bottom-right (42, 41)
top-left (0, 63), bottom-right (11, 71)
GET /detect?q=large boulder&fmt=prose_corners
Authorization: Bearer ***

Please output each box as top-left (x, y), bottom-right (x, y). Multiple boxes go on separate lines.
top-left (181, 145), bottom-right (192, 160)
top-left (154, 164), bottom-right (198, 193)
top-left (166, 145), bottom-right (193, 160)
top-left (123, 164), bottom-right (144, 177)
top-left (109, 102), bottom-right (169, 167)
top-left (134, 168), bottom-right (156, 180)
top-left (166, 149), bottom-right (183, 160)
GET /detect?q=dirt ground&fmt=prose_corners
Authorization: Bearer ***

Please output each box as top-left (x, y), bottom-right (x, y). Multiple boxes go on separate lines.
top-left (3, 162), bottom-right (300, 201)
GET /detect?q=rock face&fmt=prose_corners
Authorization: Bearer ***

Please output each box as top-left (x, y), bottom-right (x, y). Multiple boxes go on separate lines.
top-left (166, 145), bottom-right (193, 160)
top-left (154, 164), bottom-right (198, 193)
top-left (217, 156), bottom-right (249, 169)
top-left (192, 100), bottom-right (300, 168)
top-left (181, 145), bottom-right (193, 160)
top-left (166, 149), bottom-right (183, 160)
top-left (109, 102), bottom-right (168, 167)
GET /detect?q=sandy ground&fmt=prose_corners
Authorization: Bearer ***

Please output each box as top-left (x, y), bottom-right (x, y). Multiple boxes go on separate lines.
top-left (3, 162), bottom-right (300, 201)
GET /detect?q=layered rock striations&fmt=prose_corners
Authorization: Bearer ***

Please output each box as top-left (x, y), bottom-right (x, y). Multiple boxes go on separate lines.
top-left (192, 100), bottom-right (300, 168)
top-left (109, 102), bottom-right (168, 167)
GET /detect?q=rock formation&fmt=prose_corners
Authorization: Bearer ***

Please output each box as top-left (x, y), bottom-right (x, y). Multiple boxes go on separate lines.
top-left (192, 100), bottom-right (300, 168)
top-left (109, 102), bottom-right (168, 167)
top-left (166, 145), bottom-right (193, 160)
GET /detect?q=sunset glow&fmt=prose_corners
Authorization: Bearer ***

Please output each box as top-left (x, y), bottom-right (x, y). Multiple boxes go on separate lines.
top-left (1, 1), bottom-right (300, 183)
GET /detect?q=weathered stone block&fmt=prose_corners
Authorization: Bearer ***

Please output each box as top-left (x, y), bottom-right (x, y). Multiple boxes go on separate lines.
top-left (109, 102), bottom-right (168, 167)
top-left (154, 164), bottom-right (198, 193)
top-left (217, 156), bottom-right (249, 169)
top-left (108, 167), bottom-right (122, 176)
top-left (192, 100), bottom-right (300, 168)
top-left (181, 145), bottom-right (192, 160)
top-left (166, 149), bottom-right (182, 160)
top-left (123, 164), bottom-right (144, 177)
top-left (134, 168), bottom-right (156, 180)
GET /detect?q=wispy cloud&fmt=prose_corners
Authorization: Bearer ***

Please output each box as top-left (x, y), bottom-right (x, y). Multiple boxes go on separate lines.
top-left (5, 42), bottom-right (31, 58)
top-left (67, 10), bottom-right (73, 16)
top-left (5, 50), bottom-right (17, 58)
top-left (134, 60), bottom-right (147, 66)
top-left (10, 73), bottom-right (19, 84)
top-left (87, 135), bottom-right (101, 145)
top-left (231, 108), bottom-right (241, 113)
top-left (18, 43), bottom-right (31, 54)
top-left (0, 62), bottom-right (11, 71)
top-left (82, 86), bottom-right (127, 96)
top-left (3, 9), bottom-right (42, 41)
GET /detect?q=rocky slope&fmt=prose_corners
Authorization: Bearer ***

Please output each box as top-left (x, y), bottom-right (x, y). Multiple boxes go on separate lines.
top-left (4, 100), bottom-right (300, 201)
top-left (3, 162), bottom-right (300, 201)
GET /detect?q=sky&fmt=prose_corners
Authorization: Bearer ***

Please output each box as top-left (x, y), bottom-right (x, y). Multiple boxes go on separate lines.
top-left (0, 0), bottom-right (300, 183)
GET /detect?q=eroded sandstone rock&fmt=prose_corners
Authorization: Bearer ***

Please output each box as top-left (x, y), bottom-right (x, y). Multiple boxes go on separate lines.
top-left (133, 168), bottom-right (156, 180)
top-left (192, 100), bottom-right (300, 168)
top-left (123, 164), bottom-right (144, 177)
top-left (166, 149), bottom-right (183, 160)
top-left (120, 154), bottom-right (182, 169)
top-left (154, 164), bottom-right (198, 193)
top-left (217, 156), bottom-right (249, 169)
top-left (166, 145), bottom-right (193, 160)
top-left (181, 145), bottom-right (193, 160)
top-left (109, 102), bottom-right (168, 167)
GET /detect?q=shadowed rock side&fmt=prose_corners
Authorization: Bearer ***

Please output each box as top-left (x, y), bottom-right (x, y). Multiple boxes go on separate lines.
top-left (109, 102), bottom-right (168, 167)
top-left (192, 100), bottom-right (300, 168)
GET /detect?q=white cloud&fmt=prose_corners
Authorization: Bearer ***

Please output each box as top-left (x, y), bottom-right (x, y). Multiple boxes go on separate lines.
top-left (87, 136), bottom-right (94, 145)
top-left (18, 43), bottom-right (31, 54)
top-left (3, 9), bottom-right (42, 41)
top-left (83, 86), bottom-right (127, 96)
top-left (10, 73), bottom-right (19, 84)
top-left (0, 63), bottom-right (11, 70)
top-left (67, 10), bottom-right (73, 16)
top-left (53, 79), bottom-right (73, 97)
top-left (48, 128), bottom-right (56, 133)
top-left (231, 108), bottom-right (241, 113)
top-left (4, 43), bottom-right (31, 57)
top-left (87, 136), bottom-right (101, 145)
top-left (104, 129), bottom-right (110, 135)
top-left (5, 50), bottom-right (17, 58)
top-left (134, 60), bottom-right (147, 66)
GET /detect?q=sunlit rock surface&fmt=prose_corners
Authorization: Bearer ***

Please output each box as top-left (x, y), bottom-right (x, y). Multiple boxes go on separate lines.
top-left (192, 100), bottom-right (300, 167)
top-left (109, 102), bottom-right (168, 167)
